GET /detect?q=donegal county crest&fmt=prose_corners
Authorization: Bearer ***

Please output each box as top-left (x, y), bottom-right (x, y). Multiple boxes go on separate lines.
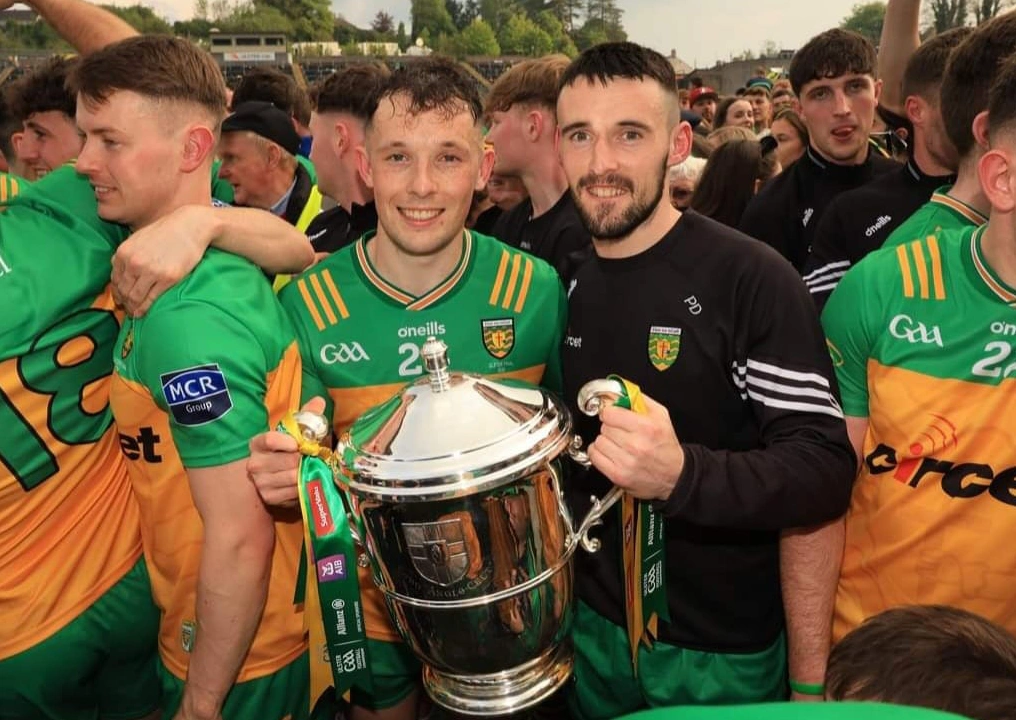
top-left (482, 318), bottom-right (515, 359)
top-left (403, 519), bottom-right (473, 587)
top-left (648, 325), bottom-right (682, 371)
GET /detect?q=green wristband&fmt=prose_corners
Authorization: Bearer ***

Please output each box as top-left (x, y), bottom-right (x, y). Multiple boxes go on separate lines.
top-left (789, 680), bottom-right (825, 696)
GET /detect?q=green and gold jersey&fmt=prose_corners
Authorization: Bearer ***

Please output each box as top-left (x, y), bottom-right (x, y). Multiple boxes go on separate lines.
top-left (279, 229), bottom-right (566, 440)
top-left (882, 186), bottom-right (986, 249)
top-left (823, 224), bottom-right (1016, 641)
top-left (0, 167), bottom-right (136, 659)
top-left (278, 229), bottom-right (566, 651)
top-left (110, 249), bottom-right (308, 682)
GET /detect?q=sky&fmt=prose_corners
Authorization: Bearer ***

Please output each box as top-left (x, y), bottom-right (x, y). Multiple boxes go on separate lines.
top-left (114, 0), bottom-right (870, 69)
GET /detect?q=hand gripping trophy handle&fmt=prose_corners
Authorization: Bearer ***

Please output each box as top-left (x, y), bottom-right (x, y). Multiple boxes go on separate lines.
top-left (291, 410), bottom-right (370, 567)
top-left (565, 378), bottom-right (628, 553)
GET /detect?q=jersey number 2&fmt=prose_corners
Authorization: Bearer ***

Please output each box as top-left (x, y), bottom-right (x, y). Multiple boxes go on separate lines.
top-left (0, 309), bottom-right (119, 490)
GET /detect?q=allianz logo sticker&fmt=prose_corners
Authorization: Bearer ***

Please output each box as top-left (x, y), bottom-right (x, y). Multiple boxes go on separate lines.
top-left (889, 314), bottom-right (943, 347)
top-left (160, 363), bottom-right (233, 427)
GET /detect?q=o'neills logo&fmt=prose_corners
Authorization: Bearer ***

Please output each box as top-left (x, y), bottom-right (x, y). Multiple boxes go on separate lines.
top-left (308, 480), bottom-right (334, 534)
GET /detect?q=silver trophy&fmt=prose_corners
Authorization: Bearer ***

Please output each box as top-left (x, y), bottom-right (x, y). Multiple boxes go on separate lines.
top-left (302, 337), bottom-right (625, 716)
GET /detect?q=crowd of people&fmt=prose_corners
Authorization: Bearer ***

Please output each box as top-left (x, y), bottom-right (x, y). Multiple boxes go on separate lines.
top-left (3, 0), bottom-right (1016, 719)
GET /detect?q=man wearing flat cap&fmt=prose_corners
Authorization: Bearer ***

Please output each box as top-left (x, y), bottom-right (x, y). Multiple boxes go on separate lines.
top-left (218, 100), bottom-right (322, 235)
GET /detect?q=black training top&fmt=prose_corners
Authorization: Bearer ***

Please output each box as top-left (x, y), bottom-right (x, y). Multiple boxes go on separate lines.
top-left (491, 191), bottom-right (590, 282)
top-left (561, 210), bottom-right (856, 653)
top-left (802, 159), bottom-right (954, 310)
top-left (739, 145), bottom-right (898, 271)
top-left (306, 201), bottom-right (378, 255)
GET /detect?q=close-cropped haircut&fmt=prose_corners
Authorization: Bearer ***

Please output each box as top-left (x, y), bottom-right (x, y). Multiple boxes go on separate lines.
top-left (941, 11), bottom-right (1016, 158)
top-left (788, 29), bottom-right (876, 96)
top-left (6, 56), bottom-right (77, 122)
top-left (902, 26), bottom-right (972, 101)
top-left (559, 41), bottom-right (678, 99)
top-left (310, 62), bottom-right (390, 121)
top-left (484, 54), bottom-right (570, 116)
top-left (827, 605), bottom-right (1016, 720)
top-left (987, 52), bottom-right (1016, 144)
top-left (67, 35), bottom-right (227, 122)
top-left (368, 57), bottom-right (483, 127)
top-left (233, 66), bottom-right (310, 126)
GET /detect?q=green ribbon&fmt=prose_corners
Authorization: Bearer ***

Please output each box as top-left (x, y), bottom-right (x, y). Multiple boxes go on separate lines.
top-left (280, 416), bottom-right (373, 698)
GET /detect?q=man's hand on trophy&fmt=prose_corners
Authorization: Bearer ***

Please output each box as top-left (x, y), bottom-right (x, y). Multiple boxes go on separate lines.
top-left (247, 396), bottom-right (328, 507)
top-left (587, 393), bottom-right (685, 502)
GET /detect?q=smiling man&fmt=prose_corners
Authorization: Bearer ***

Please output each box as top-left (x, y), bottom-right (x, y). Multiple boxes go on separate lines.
top-left (555, 42), bottom-right (855, 719)
top-left (71, 35), bottom-right (311, 720)
top-left (246, 57), bottom-right (566, 720)
top-left (740, 29), bottom-right (897, 270)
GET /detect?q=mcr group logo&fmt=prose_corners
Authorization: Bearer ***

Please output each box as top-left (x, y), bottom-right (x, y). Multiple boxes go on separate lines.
top-left (865, 415), bottom-right (1016, 506)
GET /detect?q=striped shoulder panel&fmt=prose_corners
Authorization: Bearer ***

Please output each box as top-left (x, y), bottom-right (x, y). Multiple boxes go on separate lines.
top-left (294, 267), bottom-right (350, 331)
top-left (894, 235), bottom-right (947, 301)
top-left (487, 248), bottom-right (536, 313)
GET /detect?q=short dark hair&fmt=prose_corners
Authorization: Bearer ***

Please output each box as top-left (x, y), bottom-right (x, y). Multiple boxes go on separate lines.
top-left (310, 62), bottom-right (390, 121)
top-left (232, 66), bottom-right (311, 126)
top-left (68, 35), bottom-right (227, 121)
top-left (690, 138), bottom-right (778, 227)
top-left (5, 56), bottom-right (77, 122)
top-left (902, 26), bottom-right (972, 101)
top-left (369, 57), bottom-right (483, 128)
top-left (559, 41), bottom-right (677, 99)
top-left (988, 52), bottom-right (1016, 144)
top-left (788, 29), bottom-right (876, 96)
top-left (827, 605), bottom-right (1016, 720)
top-left (941, 12), bottom-right (1016, 158)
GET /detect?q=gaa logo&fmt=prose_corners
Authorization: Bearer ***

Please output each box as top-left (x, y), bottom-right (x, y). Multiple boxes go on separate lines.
top-left (320, 342), bottom-right (370, 364)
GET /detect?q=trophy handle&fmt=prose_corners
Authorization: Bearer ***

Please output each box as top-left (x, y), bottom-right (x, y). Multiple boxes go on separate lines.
top-left (564, 378), bottom-right (629, 553)
top-left (293, 412), bottom-right (365, 549)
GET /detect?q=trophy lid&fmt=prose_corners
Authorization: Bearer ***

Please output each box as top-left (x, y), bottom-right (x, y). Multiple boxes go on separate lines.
top-left (339, 337), bottom-right (573, 502)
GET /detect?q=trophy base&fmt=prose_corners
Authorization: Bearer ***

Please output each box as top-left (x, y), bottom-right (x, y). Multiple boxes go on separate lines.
top-left (422, 641), bottom-right (573, 716)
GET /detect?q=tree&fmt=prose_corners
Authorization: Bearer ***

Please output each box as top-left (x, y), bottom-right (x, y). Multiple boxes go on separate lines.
top-left (498, 12), bottom-right (554, 55)
top-left (257, 0), bottom-right (334, 40)
top-left (397, 21), bottom-right (410, 50)
top-left (194, 0), bottom-right (209, 20)
top-left (447, 16), bottom-right (501, 56)
top-left (973, 0), bottom-right (1009, 23)
top-left (759, 39), bottom-right (780, 58)
top-left (412, 0), bottom-right (457, 39)
top-left (372, 10), bottom-right (395, 34)
top-left (217, 2), bottom-right (294, 34)
top-left (174, 18), bottom-right (215, 38)
top-left (102, 4), bottom-right (173, 33)
top-left (535, 10), bottom-right (577, 55)
top-left (553, 0), bottom-right (582, 32)
top-left (928, 0), bottom-right (968, 32)
top-left (840, 2), bottom-right (886, 45)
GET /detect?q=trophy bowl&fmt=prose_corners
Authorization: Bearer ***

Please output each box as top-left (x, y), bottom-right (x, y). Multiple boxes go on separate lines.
top-left (327, 338), bottom-right (621, 716)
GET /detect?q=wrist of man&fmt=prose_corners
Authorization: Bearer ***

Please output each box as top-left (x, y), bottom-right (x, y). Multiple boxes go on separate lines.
top-left (180, 680), bottom-right (224, 720)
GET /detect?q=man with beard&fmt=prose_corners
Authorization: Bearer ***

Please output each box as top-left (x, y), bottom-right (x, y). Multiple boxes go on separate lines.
top-left (555, 43), bottom-right (856, 719)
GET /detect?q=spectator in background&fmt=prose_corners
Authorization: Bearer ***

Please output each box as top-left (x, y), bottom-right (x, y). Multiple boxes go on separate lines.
top-left (486, 173), bottom-right (528, 212)
top-left (232, 65), bottom-right (313, 153)
top-left (217, 100), bottom-right (323, 289)
top-left (745, 77), bottom-right (774, 132)
top-left (826, 606), bottom-right (1016, 720)
top-left (772, 86), bottom-right (797, 113)
top-left (770, 107), bottom-right (808, 169)
top-left (714, 96), bottom-right (755, 130)
top-left (5, 56), bottom-right (80, 180)
top-left (667, 156), bottom-right (706, 210)
top-left (678, 87), bottom-right (690, 109)
top-left (303, 62), bottom-right (387, 255)
top-left (691, 137), bottom-right (779, 227)
top-left (707, 125), bottom-right (756, 148)
top-left (0, 91), bottom-right (26, 179)
top-left (689, 85), bottom-right (718, 125)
